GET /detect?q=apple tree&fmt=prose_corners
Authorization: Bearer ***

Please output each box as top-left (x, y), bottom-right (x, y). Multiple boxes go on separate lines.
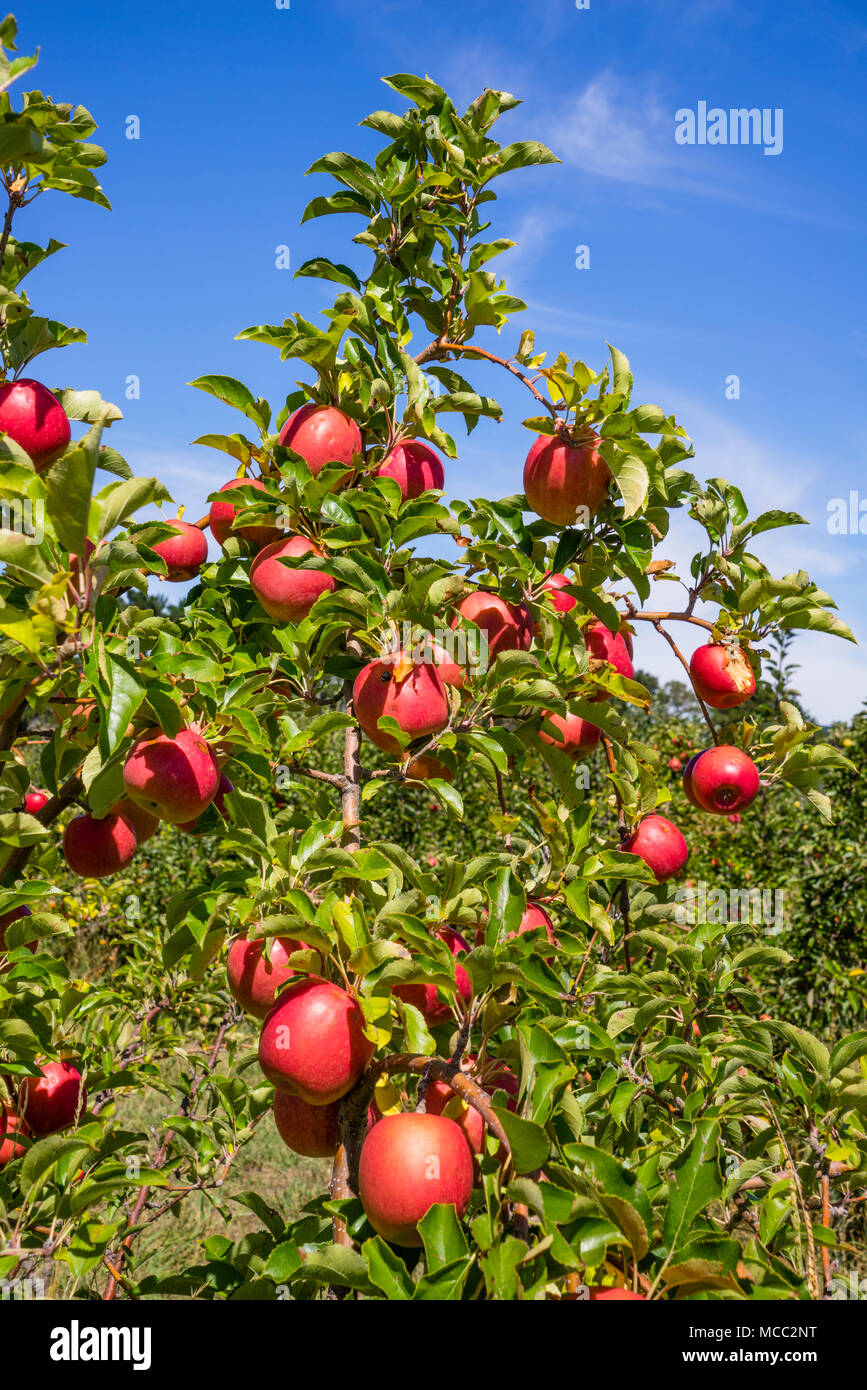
top-left (1, 22), bottom-right (865, 1300)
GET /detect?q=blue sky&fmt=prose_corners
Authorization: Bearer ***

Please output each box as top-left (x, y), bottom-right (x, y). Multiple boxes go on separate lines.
top-left (20, 0), bottom-right (867, 722)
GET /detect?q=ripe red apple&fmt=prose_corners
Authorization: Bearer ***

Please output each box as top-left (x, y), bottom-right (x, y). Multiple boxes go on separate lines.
top-left (152, 519), bottom-right (208, 581)
top-left (686, 745), bottom-right (760, 814)
top-left (258, 977), bottom-right (374, 1104)
top-left (622, 814), bottom-right (689, 882)
top-left (273, 1090), bottom-right (340, 1158)
top-left (0, 1104), bottom-right (28, 1164)
top-left (427, 639), bottom-right (466, 688)
top-left (689, 643), bottom-right (756, 710)
top-left (353, 653), bottom-right (449, 754)
top-left (24, 789), bottom-right (50, 815)
top-left (540, 571), bottom-right (577, 613)
top-left (19, 1061), bottom-right (86, 1136)
top-left (585, 621), bottom-right (634, 691)
top-left (451, 591), bottom-right (533, 663)
top-left (668, 756), bottom-right (683, 772)
top-left (523, 431), bottom-right (611, 525)
top-left (0, 377), bottom-right (71, 472)
top-left (63, 812), bottom-right (137, 879)
top-left (508, 902), bottom-right (557, 944)
top-left (358, 1112), bottom-right (474, 1247)
top-left (393, 927), bottom-right (472, 1027)
top-left (249, 534), bottom-right (336, 622)
top-left (277, 403), bottom-right (361, 478)
top-left (209, 477), bottom-right (280, 550)
top-left (588, 1287), bottom-right (646, 1300)
top-left (374, 440), bottom-right (444, 501)
top-left (111, 797), bottom-right (160, 846)
top-left (539, 710), bottom-right (601, 755)
top-left (227, 933), bottom-right (303, 1020)
top-left (424, 1079), bottom-right (485, 1157)
top-left (123, 726), bottom-right (221, 825)
top-left (405, 754), bottom-right (454, 783)
top-left (177, 771), bottom-right (233, 833)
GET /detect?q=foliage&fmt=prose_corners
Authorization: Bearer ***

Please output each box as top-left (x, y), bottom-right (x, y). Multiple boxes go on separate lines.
top-left (0, 26), bottom-right (864, 1301)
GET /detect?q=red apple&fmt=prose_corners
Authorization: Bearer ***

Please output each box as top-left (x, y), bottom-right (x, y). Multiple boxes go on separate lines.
top-left (19, 1061), bottom-right (86, 1136)
top-left (227, 933), bottom-right (303, 1020)
top-left (424, 1079), bottom-right (485, 1157)
top-left (177, 771), bottom-right (233, 833)
top-left (374, 440), bottom-right (444, 501)
top-left (539, 710), bottom-right (601, 756)
top-left (451, 591), bottom-right (533, 663)
top-left (24, 789), bottom-right (50, 815)
top-left (209, 477), bottom-right (280, 550)
top-left (540, 571), bottom-right (577, 614)
top-left (686, 745), bottom-right (760, 814)
top-left (358, 1112), bottom-right (474, 1247)
top-left (258, 977), bottom-right (374, 1104)
top-left (111, 797), bottom-right (160, 846)
top-left (0, 377), bottom-right (70, 472)
top-left (585, 621), bottom-right (634, 692)
top-left (0, 1104), bottom-right (28, 1164)
top-left (426, 639), bottom-right (467, 688)
top-left (405, 754), bottom-right (454, 783)
top-left (123, 726), bottom-right (221, 824)
top-left (152, 518), bottom-right (208, 582)
top-left (273, 1090), bottom-right (340, 1158)
top-left (277, 403), bottom-right (361, 478)
top-left (393, 928), bottom-right (472, 1027)
top-left (689, 643), bottom-right (756, 710)
top-left (622, 814), bottom-right (689, 882)
top-left (63, 812), bottom-right (137, 879)
top-left (588, 1287), bottom-right (646, 1300)
top-left (353, 652), bottom-right (449, 754)
top-left (668, 756), bottom-right (683, 772)
top-left (250, 534), bottom-right (336, 622)
top-left (523, 431), bottom-right (611, 526)
top-left (507, 902), bottom-right (557, 945)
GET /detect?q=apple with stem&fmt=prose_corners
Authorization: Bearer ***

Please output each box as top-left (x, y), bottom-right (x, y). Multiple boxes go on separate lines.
top-left (152, 519), bottom-right (209, 581)
top-left (523, 430), bottom-right (611, 525)
top-left (689, 642), bottom-right (756, 710)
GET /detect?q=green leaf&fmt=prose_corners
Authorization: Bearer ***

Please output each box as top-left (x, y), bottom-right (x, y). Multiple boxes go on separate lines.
top-left (661, 1119), bottom-right (722, 1254)
top-left (492, 1106), bottom-right (549, 1174)
top-left (43, 443), bottom-right (95, 552)
top-left (363, 1236), bottom-right (414, 1299)
top-left (419, 1201), bottom-right (471, 1272)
